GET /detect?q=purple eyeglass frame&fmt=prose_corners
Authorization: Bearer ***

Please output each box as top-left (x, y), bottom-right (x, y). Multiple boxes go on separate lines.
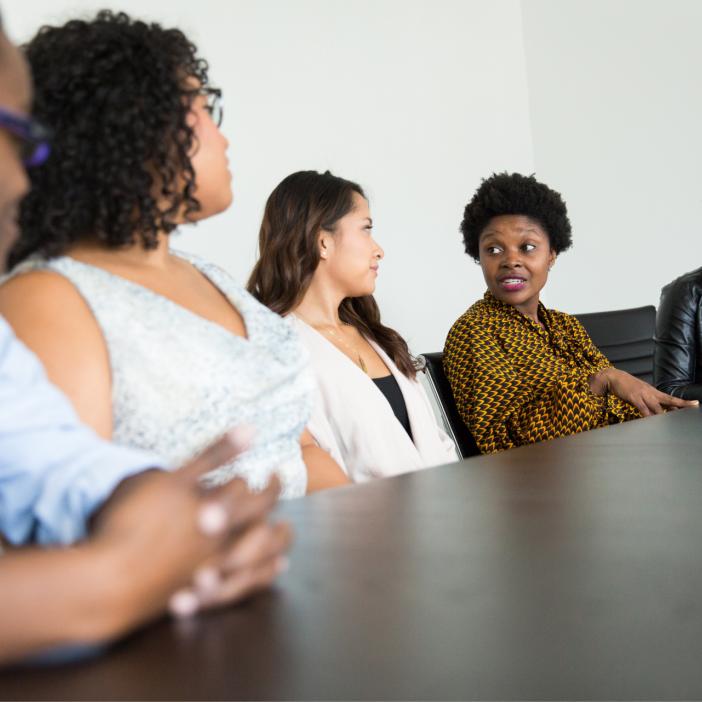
top-left (0, 107), bottom-right (51, 167)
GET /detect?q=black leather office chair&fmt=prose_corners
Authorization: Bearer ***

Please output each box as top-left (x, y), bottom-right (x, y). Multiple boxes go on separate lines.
top-left (574, 305), bottom-right (656, 384)
top-left (416, 352), bottom-right (480, 458)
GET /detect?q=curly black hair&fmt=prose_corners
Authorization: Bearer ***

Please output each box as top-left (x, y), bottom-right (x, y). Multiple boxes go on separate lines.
top-left (460, 172), bottom-right (573, 260)
top-left (10, 10), bottom-right (212, 267)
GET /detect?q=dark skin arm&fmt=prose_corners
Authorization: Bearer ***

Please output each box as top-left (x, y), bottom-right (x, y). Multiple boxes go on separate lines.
top-left (589, 367), bottom-right (699, 415)
top-left (0, 431), bottom-right (292, 665)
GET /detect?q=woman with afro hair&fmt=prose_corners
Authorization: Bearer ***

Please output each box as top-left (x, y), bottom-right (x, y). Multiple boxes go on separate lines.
top-left (443, 172), bottom-right (694, 455)
top-left (0, 11), bottom-right (348, 495)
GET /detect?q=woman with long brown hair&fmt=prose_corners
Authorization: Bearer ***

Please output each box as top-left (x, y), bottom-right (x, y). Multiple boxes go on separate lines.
top-left (248, 170), bottom-right (458, 481)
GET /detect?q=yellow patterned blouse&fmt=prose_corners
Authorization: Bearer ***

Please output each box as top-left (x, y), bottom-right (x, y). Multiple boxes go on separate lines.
top-left (444, 292), bottom-right (641, 454)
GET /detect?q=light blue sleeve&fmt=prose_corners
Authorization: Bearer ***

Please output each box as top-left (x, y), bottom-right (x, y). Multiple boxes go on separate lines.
top-left (0, 318), bottom-right (164, 546)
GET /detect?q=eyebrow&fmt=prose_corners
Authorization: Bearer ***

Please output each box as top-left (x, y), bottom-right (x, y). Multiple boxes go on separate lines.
top-left (364, 217), bottom-right (373, 225)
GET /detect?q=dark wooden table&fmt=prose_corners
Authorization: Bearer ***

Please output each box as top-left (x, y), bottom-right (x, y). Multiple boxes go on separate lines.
top-left (2, 408), bottom-right (702, 700)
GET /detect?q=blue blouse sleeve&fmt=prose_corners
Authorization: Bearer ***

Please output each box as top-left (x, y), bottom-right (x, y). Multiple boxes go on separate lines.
top-left (0, 317), bottom-right (162, 545)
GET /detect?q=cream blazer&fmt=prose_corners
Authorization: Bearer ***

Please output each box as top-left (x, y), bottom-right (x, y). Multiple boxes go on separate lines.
top-left (291, 317), bottom-right (459, 482)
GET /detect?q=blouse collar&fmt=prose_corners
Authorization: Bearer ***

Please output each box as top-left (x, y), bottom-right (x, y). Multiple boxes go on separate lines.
top-left (482, 290), bottom-right (554, 333)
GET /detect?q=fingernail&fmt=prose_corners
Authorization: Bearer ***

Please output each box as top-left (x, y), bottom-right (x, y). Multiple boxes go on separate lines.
top-left (227, 425), bottom-right (255, 453)
top-left (198, 502), bottom-right (228, 536)
top-left (193, 566), bottom-right (221, 594)
top-left (276, 556), bottom-right (290, 575)
top-left (169, 589), bottom-right (199, 618)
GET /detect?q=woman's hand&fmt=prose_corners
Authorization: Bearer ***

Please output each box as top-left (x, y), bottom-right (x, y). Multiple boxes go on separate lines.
top-left (0, 429), bottom-right (292, 664)
top-left (93, 428), bottom-right (292, 629)
top-left (590, 367), bottom-right (699, 416)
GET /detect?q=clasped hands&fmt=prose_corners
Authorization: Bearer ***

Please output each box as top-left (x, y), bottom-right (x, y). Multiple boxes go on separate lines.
top-left (91, 426), bottom-right (292, 627)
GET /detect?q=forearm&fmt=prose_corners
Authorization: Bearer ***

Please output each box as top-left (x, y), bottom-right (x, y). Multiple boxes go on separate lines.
top-left (303, 445), bottom-right (350, 493)
top-left (589, 366), bottom-right (615, 396)
top-left (0, 543), bottom-right (145, 664)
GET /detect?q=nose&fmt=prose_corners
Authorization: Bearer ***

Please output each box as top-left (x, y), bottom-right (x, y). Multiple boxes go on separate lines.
top-left (374, 243), bottom-right (384, 260)
top-left (501, 248), bottom-right (523, 268)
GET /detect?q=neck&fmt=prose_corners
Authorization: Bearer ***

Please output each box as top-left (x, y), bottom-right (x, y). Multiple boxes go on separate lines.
top-left (68, 232), bottom-right (173, 270)
top-left (293, 276), bottom-right (346, 328)
top-left (515, 300), bottom-right (541, 325)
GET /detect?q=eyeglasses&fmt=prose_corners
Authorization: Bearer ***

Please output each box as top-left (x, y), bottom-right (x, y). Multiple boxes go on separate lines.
top-left (201, 87), bottom-right (224, 128)
top-left (0, 107), bottom-right (50, 168)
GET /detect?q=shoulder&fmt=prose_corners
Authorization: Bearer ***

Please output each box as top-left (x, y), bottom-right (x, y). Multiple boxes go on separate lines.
top-left (445, 298), bottom-right (496, 347)
top-left (175, 249), bottom-right (276, 316)
top-left (0, 268), bottom-right (103, 348)
top-left (287, 316), bottom-right (330, 357)
top-left (660, 267), bottom-right (702, 302)
top-left (174, 248), bottom-right (243, 297)
top-left (544, 307), bottom-right (590, 339)
top-left (173, 248), bottom-right (236, 287)
top-left (0, 267), bottom-right (92, 314)
top-left (547, 306), bottom-right (580, 328)
top-left (288, 314), bottom-right (317, 337)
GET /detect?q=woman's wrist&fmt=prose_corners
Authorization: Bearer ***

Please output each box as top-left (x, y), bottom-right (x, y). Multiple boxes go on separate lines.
top-left (589, 367), bottom-right (614, 396)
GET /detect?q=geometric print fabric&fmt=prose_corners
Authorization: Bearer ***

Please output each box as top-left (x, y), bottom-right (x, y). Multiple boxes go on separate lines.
top-left (444, 292), bottom-right (641, 454)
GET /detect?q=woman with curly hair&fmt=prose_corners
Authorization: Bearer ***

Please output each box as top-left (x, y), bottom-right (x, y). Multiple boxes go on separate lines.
top-left (248, 170), bottom-right (458, 482)
top-left (0, 11), bottom-right (348, 495)
top-left (443, 172), bottom-right (695, 455)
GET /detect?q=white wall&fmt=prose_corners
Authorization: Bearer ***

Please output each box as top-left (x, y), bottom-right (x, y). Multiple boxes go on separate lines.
top-left (9, 1), bottom-right (697, 350)
top-left (4, 0), bottom-right (534, 353)
top-left (522, 0), bottom-right (702, 316)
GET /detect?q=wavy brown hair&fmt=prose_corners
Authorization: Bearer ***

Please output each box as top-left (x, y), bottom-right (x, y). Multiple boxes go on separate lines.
top-left (247, 170), bottom-right (416, 378)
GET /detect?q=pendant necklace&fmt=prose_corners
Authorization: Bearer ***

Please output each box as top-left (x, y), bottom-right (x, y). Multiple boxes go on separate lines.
top-left (323, 325), bottom-right (368, 374)
top-left (297, 314), bottom-right (368, 374)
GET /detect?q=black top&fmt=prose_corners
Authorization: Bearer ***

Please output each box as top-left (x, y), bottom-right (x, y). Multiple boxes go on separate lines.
top-left (372, 374), bottom-right (412, 439)
top-left (655, 266), bottom-right (702, 400)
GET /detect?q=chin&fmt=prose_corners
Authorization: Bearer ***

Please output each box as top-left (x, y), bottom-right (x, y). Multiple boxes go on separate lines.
top-left (490, 289), bottom-right (527, 306)
top-left (346, 287), bottom-right (375, 300)
top-left (216, 186), bottom-right (234, 213)
top-left (198, 193), bottom-right (234, 220)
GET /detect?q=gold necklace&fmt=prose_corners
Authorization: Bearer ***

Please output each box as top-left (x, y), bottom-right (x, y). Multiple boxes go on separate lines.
top-left (297, 314), bottom-right (368, 374)
top-left (323, 325), bottom-right (368, 374)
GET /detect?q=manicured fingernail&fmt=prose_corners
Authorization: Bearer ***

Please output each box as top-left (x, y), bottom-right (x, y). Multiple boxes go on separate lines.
top-left (169, 589), bottom-right (199, 618)
top-left (227, 425), bottom-right (255, 453)
top-left (198, 502), bottom-right (228, 536)
top-left (194, 566), bottom-right (220, 594)
top-left (276, 556), bottom-right (290, 575)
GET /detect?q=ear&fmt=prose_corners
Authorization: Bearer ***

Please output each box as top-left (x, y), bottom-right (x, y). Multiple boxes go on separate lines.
top-left (318, 231), bottom-right (332, 260)
top-left (548, 250), bottom-right (557, 271)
